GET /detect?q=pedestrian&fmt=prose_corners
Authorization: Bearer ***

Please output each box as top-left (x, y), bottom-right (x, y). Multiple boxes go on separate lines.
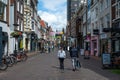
top-left (69, 46), bottom-right (72, 57)
top-left (70, 45), bottom-right (80, 71)
top-left (57, 47), bottom-right (66, 71)
top-left (48, 46), bottom-right (51, 53)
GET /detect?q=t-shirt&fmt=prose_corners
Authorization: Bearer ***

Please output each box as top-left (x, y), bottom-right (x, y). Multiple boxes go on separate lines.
top-left (57, 50), bottom-right (66, 58)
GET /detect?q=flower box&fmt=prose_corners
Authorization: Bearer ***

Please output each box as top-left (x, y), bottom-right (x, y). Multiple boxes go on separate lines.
top-left (10, 31), bottom-right (22, 38)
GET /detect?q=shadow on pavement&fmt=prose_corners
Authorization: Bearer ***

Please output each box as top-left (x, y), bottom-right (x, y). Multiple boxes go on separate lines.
top-left (51, 66), bottom-right (80, 71)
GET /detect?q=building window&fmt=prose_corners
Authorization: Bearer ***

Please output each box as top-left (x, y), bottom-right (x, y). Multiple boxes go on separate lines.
top-left (0, 1), bottom-right (6, 21)
top-left (32, 21), bottom-right (34, 30)
top-left (100, 18), bottom-right (104, 33)
top-left (105, 14), bottom-right (110, 28)
top-left (21, 21), bottom-right (23, 31)
top-left (17, 2), bottom-right (19, 12)
top-left (101, 18), bottom-right (104, 28)
top-left (95, 7), bottom-right (98, 18)
top-left (25, 0), bottom-right (27, 3)
top-left (17, 19), bottom-right (20, 30)
top-left (116, 4), bottom-right (118, 18)
top-left (20, 4), bottom-right (23, 14)
top-left (115, 40), bottom-right (120, 52)
top-left (105, 0), bottom-right (110, 8)
top-left (115, 1), bottom-right (120, 19)
top-left (119, 2), bottom-right (120, 17)
top-left (100, 1), bottom-right (103, 12)
top-left (116, 0), bottom-right (120, 2)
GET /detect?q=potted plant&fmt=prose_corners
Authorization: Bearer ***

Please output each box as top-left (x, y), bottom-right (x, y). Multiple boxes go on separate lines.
top-left (10, 31), bottom-right (22, 38)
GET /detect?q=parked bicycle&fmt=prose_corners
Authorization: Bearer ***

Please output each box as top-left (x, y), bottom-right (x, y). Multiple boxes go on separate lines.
top-left (2, 51), bottom-right (18, 67)
top-left (2, 55), bottom-right (14, 67)
top-left (13, 50), bottom-right (28, 62)
top-left (0, 58), bottom-right (8, 71)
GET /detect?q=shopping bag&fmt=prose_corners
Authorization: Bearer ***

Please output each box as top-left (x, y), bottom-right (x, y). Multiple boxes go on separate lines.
top-left (76, 60), bottom-right (81, 68)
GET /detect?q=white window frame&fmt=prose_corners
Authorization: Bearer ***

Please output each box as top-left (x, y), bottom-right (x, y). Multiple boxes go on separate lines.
top-left (21, 20), bottom-right (23, 31)
top-left (17, 19), bottom-right (20, 30)
top-left (20, 4), bottom-right (23, 14)
top-left (17, 2), bottom-right (19, 12)
top-left (0, 0), bottom-right (7, 4)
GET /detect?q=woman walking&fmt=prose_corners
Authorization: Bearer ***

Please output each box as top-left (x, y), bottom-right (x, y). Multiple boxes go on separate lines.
top-left (57, 47), bottom-right (66, 70)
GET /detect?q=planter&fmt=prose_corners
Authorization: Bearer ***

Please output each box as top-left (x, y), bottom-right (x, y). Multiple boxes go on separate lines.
top-left (10, 31), bottom-right (22, 38)
top-left (13, 35), bottom-right (20, 38)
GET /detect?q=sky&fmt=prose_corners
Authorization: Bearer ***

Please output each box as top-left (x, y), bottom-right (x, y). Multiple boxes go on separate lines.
top-left (37, 0), bottom-right (67, 32)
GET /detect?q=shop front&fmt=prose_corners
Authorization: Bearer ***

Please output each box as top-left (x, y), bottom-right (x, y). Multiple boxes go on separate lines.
top-left (30, 33), bottom-right (38, 51)
top-left (91, 36), bottom-right (99, 56)
top-left (10, 31), bottom-right (23, 53)
top-left (100, 33), bottom-right (111, 56)
top-left (111, 20), bottom-right (120, 59)
top-left (0, 27), bottom-right (8, 62)
top-left (111, 33), bottom-right (120, 53)
top-left (18, 35), bottom-right (23, 51)
top-left (84, 33), bottom-right (91, 55)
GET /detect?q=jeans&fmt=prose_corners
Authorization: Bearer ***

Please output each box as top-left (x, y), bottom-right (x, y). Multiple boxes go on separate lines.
top-left (59, 58), bottom-right (64, 70)
top-left (72, 57), bottom-right (77, 70)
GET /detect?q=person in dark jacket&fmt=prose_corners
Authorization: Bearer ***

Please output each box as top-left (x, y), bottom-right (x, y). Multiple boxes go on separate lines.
top-left (70, 45), bottom-right (79, 71)
top-left (69, 46), bottom-right (72, 57)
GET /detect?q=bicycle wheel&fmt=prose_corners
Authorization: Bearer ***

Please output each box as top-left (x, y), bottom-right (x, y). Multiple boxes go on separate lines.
top-left (6, 57), bottom-right (14, 67)
top-left (12, 56), bottom-right (17, 64)
top-left (21, 54), bottom-right (27, 61)
top-left (0, 60), bottom-right (8, 71)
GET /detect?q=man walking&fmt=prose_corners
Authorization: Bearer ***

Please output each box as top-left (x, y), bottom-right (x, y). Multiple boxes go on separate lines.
top-left (70, 45), bottom-right (79, 71)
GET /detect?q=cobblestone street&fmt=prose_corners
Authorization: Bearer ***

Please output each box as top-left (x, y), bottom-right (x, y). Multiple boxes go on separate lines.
top-left (0, 49), bottom-right (119, 80)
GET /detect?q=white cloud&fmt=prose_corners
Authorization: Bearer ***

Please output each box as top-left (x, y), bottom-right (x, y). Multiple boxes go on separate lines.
top-left (38, 0), bottom-right (66, 11)
top-left (38, 0), bottom-right (67, 32)
top-left (38, 11), bottom-right (57, 25)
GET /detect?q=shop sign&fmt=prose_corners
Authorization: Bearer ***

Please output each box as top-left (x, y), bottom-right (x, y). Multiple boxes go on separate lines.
top-left (93, 29), bottom-right (99, 35)
top-left (102, 53), bottom-right (111, 66)
top-left (100, 34), bottom-right (107, 39)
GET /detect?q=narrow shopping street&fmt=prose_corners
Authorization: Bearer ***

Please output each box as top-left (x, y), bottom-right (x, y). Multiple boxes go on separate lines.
top-left (0, 48), bottom-right (119, 80)
top-left (1, 0), bottom-right (120, 80)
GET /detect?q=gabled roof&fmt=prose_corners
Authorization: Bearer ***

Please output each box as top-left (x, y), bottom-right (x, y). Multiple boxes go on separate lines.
top-left (40, 20), bottom-right (46, 28)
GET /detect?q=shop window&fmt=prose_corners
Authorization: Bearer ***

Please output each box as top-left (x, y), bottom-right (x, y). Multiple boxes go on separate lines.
top-left (115, 40), bottom-right (120, 52)
top-left (112, 40), bottom-right (120, 52)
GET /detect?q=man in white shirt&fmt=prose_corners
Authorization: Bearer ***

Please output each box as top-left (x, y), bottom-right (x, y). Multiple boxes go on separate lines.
top-left (57, 47), bottom-right (66, 70)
